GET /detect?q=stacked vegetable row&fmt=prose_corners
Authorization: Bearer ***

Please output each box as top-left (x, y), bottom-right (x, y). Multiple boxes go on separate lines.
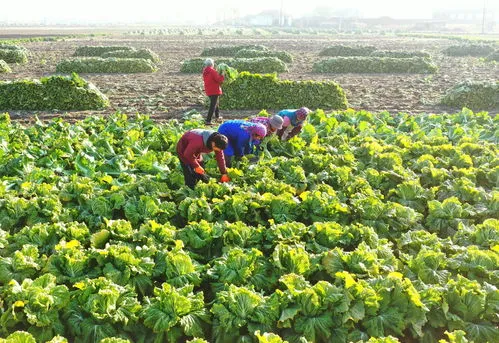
top-left (0, 44), bottom-right (29, 73)
top-left (56, 46), bottom-right (160, 73)
top-left (0, 73), bottom-right (109, 111)
top-left (315, 44), bottom-right (437, 74)
top-left (181, 45), bottom-right (293, 74)
top-left (0, 109), bottom-right (497, 343)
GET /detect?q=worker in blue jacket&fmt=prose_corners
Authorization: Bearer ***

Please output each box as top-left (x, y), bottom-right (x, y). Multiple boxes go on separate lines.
top-left (217, 120), bottom-right (267, 168)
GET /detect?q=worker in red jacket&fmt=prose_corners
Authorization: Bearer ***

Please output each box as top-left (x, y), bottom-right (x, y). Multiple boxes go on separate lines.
top-left (176, 129), bottom-right (230, 189)
top-left (202, 58), bottom-right (225, 125)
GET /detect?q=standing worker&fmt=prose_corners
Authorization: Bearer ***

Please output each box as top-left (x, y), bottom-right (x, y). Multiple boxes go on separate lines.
top-left (276, 107), bottom-right (311, 141)
top-left (202, 58), bottom-right (224, 125)
top-left (176, 129), bottom-right (231, 189)
top-left (218, 120), bottom-right (267, 168)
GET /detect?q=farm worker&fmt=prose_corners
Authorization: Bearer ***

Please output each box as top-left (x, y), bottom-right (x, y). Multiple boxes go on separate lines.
top-left (202, 58), bottom-right (224, 126)
top-left (248, 115), bottom-right (284, 137)
top-left (176, 129), bottom-right (230, 189)
top-left (217, 120), bottom-right (267, 168)
top-left (276, 107), bottom-right (311, 141)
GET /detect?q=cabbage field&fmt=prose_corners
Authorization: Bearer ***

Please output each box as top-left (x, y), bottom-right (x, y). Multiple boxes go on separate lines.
top-left (0, 108), bottom-right (498, 343)
top-left (0, 29), bottom-right (498, 343)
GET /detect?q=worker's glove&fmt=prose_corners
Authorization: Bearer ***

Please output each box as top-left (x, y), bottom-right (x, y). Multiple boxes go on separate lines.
top-left (220, 174), bottom-right (230, 183)
top-left (194, 166), bottom-right (205, 175)
top-left (281, 126), bottom-right (292, 141)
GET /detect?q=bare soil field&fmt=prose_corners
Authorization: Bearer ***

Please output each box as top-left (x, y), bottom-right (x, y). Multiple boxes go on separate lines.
top-left (1, 29), bottom-right (498, 122)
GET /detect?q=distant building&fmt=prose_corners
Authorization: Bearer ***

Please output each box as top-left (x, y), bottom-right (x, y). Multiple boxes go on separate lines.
top-left (433, 9), bottom-right (495, 24)
top-left (294, 16), bottom-right (354, 30)
top-left (433, 8), bottom-right (496, 31)
top-left (295, 15), bottom-right (446, 32)
top-left (216, 7), bottom-right (241, 26)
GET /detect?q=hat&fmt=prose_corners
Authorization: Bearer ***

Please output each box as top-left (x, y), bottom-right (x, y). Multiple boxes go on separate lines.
top-left (269, 115), bottom-right (283, 130)
top-left (296, 107), bottom-right (311, 120)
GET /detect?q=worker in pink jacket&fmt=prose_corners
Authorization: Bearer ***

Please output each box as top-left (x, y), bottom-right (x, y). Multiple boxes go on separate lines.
top-left (202, 58), bottom-right (224, 125)
top-left (248, 115), bottom-right (284, 137)
top-left (176, 129), bottom-right (230, 189)
top-left (276, 107), bottom-right (311, 141)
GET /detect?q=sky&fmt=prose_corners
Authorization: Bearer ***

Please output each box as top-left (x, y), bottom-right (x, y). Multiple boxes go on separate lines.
top-left (0, 0), bottom-right (497, 25)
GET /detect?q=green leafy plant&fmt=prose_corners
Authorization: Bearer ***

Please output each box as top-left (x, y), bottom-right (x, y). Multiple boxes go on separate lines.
top-left (442, 44), bottom-right (495, 57)
top-left (181, 57), bottom-right (287, 74)
top-left (211, 285), bottom-right (280, 343)
top-left (485, 49), bottom-right (499, 62)
top-left (220, 72), bottom-right (348, 110)
top-left (0, 331), bottom-right (37, 343)
top-left (370, 50), bottom-right (431, 58)
top-left (0, 73), bottom-right (109, 110)
top-left (0, 109), bottom-right (497, 343)
top-left (65, 277), bottom-right (141, 343)
top-left (73, 46), bottom-right (134, 56)
top-left (0, 274), bottom-right (70, 341)
top-left (101, 48), bottom-right (161, 63)
top-left (440, 80), bottom-right (499, 111)
top-left (56, 57), bottom-right (158, 73)
top-left (0, 60), bottom-right (11, 73)
top-left (200, 45), bottom-right (268, 56)
top-left (319, 45), bottom-right (376, 56)
top-left (216, 63), bottom-right (238, 83)
top-left (235, 49), bottom-right (293, 63)
top-left (0, 45), bottom-right (28, 64)
top-left (141, 283), bottom-right (209, 342)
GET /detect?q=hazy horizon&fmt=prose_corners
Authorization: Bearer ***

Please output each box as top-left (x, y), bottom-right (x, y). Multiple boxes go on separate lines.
top-left (1, 0), bottom-right (497, 25)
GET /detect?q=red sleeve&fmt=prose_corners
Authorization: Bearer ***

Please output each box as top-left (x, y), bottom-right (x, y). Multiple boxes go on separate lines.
top-left (181, 141), bottom-right (202, 169)
top-left (212, 69), bottom-right (225, 84)
top-left (214, 150), bottom-right (227, 175)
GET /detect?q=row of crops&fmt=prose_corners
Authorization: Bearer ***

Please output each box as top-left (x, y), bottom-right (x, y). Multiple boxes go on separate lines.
top-left (184, 43), bottom-right (497, 111)
top-left (181, 42), bottom-right (497, 76)
top-left (182, 45), bottom-right (293, 74)
top-left (312, 43), bottom-right (497, 73)
top-left (181, 44), bottom-right (439, 75)
top-left (318, 43), bottom-right (497, 60)
top-left (0, 44), bottom-right (161, 75)
top-left (0, 109), bottom-right (497, 343)
top-left (56, 46), bottom-right (161, 74)
top-left (0, 45), bottom-right (163, 111)
top-left (1, 41), bottom-right (497, 112)
top-left (0, 71), bottom-right (496, 112)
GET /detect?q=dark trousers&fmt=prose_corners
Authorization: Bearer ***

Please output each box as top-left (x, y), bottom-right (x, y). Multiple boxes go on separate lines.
top-left (276, 125), bottom-right (303, 140)
top-left (225, 155), bottom-right (232, 168)
top-left (180, 161), bottom-right (205, 189)
top-left (207, 95), bottom-right (220, 122)
top-left (224, 155), bottom-right (243, 168)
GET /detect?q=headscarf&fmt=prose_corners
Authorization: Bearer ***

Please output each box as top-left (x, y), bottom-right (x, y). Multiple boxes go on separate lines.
top-left (296, 107), bottom-right (311, 121)
top-left (242, 122), bottom-right (267, 138)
